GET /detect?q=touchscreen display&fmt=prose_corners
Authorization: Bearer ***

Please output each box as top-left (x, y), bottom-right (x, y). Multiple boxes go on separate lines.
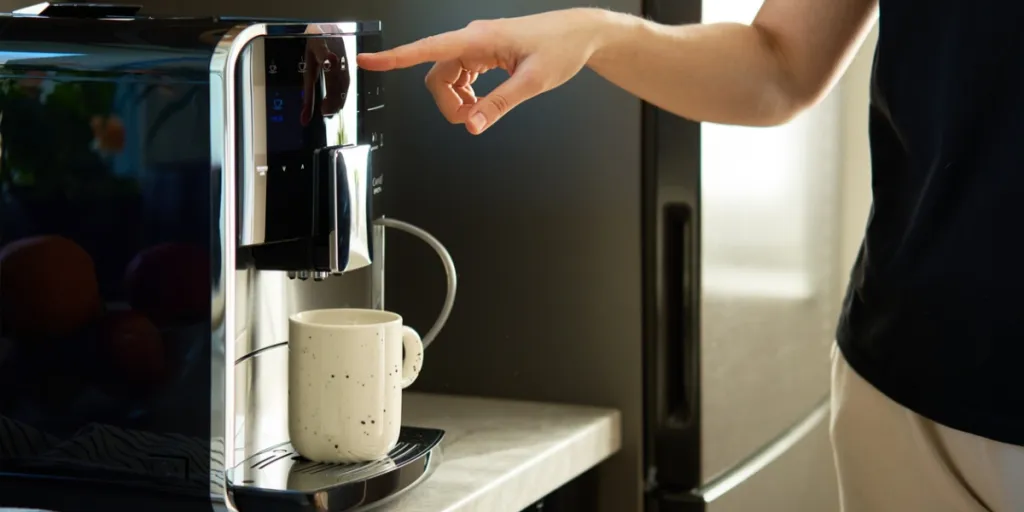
top-left (263, 37), bottom-right (309, 155)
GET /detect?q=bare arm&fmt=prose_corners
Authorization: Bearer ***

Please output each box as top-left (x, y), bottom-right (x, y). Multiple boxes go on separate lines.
top-left (358, 1), bottom-right (878, 133)
top-left (587, 2), bottom-right (878, 126)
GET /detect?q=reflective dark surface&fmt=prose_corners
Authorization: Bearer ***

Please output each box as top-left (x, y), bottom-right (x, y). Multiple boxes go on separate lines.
top-left (0, 13), bottom-right (232, 511)
top-left (0, 11), bottom-right (387, 511)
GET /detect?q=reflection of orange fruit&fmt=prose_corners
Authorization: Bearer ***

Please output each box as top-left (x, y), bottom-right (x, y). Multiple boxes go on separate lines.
top-left (90, 115), bottom-right (126, 153)
top-left (96, 310), bottom-right (167, 395)
top-left (0, 235), bottom-right (102, 340)
top-left (124, 244), bottom-right (208, 326)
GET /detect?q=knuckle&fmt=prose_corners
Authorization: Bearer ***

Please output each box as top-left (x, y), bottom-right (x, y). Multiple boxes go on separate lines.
top-left (489, 94), bottom-right (510, 114)
top-left (466, 19), bottom-right (490, 31)
top-left (517, 71), bottom-right (545, 93)
top-left (424, 63), bottom-right (441, 83)
top-left (465, 19), bottom-right (501, 39)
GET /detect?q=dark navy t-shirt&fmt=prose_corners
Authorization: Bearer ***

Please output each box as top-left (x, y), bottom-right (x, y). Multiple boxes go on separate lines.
top-left (835, 0), bottom-right (1024, 445)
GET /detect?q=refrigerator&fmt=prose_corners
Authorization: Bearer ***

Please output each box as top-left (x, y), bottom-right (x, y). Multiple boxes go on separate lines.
top-left (12, 0), bottom-right (845, 510)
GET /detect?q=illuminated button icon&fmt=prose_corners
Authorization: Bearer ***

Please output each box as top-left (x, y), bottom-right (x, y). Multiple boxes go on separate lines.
top-left (300, 164), bottom-right (305, 170)
top-left (297, 60), bottom-right (306, 73)
top-left (268, 61), bottom-right (278, 74)
top-left (323, 59), bottom-right (332, 72)
top-left (273, 98), bottom-right (284, 110)
top-left (282, 165), bottom-right (288, 172)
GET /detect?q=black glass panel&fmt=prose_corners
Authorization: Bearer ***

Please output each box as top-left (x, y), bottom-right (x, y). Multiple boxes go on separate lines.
top-left (0, 46), bottom-right (215, 511)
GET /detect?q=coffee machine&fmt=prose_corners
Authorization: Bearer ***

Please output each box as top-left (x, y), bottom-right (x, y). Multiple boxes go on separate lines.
top-left (0, 4), bottom-right (448, 511)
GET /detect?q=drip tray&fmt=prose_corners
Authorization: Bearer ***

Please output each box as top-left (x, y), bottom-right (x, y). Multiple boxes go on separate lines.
top-left (228, 427), bottom-right (444, 512)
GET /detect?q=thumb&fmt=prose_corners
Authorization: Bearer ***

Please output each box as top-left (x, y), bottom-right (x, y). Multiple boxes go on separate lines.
top-left (466, 66), bottom-right (545, 135)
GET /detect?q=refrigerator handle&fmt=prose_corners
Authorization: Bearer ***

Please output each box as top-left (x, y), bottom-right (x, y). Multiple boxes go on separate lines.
top-left (660, 203), bottom-right (698, 428)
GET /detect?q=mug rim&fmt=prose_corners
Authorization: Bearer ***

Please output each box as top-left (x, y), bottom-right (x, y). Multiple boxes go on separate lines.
top-left (290, 308), bottom-right (402, 328)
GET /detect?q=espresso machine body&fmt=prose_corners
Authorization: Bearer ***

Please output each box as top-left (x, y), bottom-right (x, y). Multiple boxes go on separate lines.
top-left (0, 5), bottom-right (385, 509)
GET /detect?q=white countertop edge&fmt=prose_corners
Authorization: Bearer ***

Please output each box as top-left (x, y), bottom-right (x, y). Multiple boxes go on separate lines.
top-left (381, 393), bottom-right (623, 512)
top-left (444, 411), bottom-right (622, 512)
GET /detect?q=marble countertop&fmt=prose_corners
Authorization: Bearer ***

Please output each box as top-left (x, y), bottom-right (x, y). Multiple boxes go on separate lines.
top-left (380, 392), bottom-right (622, 512)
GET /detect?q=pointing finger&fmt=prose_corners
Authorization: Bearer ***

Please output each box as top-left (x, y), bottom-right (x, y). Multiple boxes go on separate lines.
top-left (357, 31), bottom-right (467, 71)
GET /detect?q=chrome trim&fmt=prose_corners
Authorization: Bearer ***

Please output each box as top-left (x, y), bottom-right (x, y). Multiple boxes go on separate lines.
top-left (11, 2), bottom-right (48, 14)
top-left (211, 22), bottom-right (271, 507)
top-left (372, 223), bottom-right (385, 310)
top-left (690, 397), bottom-right (830, 503)
top-left (238, 38), bottom-right (268, 247)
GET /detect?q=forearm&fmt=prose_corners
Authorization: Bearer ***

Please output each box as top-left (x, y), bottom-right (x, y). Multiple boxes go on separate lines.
top-left (585, 11), bottom-right (824, 126)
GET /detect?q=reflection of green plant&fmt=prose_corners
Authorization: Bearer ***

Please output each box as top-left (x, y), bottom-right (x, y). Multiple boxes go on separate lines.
top-left (0, 74), bottom-right (131, 202)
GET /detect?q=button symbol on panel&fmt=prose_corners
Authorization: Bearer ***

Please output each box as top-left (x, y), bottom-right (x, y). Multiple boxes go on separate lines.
top-left (297, 60), bottom-right (306, 73)
top-left (323, 59), bottom-right (332, 72)
top-left (282, 165), bottom-right (288, 172)
top-left (268, 61), bottom-right (278, 74)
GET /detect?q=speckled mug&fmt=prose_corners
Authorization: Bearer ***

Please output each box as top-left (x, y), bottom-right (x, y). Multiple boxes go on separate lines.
top-left (288, 308), bottom-right (424, 463)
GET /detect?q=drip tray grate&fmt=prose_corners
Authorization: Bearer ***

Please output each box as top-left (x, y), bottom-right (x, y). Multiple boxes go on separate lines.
top-left (228, 427), bottom-right (444, 512)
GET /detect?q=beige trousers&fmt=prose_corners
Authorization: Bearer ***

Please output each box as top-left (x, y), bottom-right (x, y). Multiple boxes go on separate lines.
top-left (829, 343), bottom-right (1024, 512)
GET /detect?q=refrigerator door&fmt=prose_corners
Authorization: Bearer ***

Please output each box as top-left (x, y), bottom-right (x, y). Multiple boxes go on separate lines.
top-left (644, 0), bottom-right (845, 496)
top-left (653, 400), bottom-right (838, 512)
top-left (697, 51), bottom-right (843, 488)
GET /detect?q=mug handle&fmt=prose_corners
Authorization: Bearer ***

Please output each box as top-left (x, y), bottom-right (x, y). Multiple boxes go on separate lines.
top-left (400, 326), bottom-right (424, 388)
top-left (374, 218), bottom-right (457, 350)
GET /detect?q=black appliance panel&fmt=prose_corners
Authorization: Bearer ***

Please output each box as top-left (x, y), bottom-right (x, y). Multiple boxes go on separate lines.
top-left (0, 13), bottom-right (230, 512)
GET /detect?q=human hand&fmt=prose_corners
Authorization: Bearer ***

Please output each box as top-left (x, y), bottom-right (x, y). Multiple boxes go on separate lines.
top-left (356, 8), bottom-right (610, 134)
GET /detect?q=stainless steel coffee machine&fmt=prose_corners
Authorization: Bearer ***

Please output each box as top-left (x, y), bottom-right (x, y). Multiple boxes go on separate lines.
top-left (0, 4), bottom-right (448, 511)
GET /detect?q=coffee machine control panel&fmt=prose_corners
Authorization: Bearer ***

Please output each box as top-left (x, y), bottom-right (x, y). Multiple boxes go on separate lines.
top-left (236, 28), bottom-right (384, 277)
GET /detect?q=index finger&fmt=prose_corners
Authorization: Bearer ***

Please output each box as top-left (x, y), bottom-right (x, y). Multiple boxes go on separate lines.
top-left (357, 30), bottom-right (467, 71)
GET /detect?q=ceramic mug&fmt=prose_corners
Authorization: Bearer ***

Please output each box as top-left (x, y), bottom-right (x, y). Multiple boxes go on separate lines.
top-left (287, 218), bottom-right (456, 463)
top-left (288, 308), bottom-right (424, 463)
